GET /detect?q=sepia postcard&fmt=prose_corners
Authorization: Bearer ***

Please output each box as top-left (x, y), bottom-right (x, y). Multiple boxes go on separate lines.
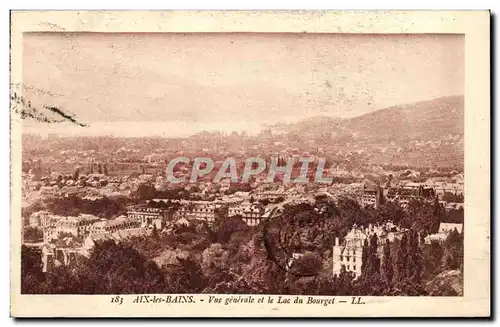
top-left (10, 10), bottom-right (490, 318)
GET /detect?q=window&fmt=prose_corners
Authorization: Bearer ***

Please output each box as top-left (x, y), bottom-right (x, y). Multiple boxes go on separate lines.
top-left (353, 257), bottom-right (356, 263)
top-left (353, 265), bottom-right (356, 271)
top-left (340, 255), bottom-right (343, 261)
top-left (353, 249), bottom-right (356, 255)
top-left (347, 256), bottom-right (350, 262)
top-left (347, 265), bottom-right (350, 270)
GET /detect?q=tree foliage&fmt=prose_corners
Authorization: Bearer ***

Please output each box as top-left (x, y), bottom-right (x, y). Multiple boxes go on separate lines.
top-left (23, 226), bottom-right (44, 243)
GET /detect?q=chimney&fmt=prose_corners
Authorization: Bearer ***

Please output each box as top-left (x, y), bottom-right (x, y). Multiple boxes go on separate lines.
top-left (335, 237), bottom-right (339, 246)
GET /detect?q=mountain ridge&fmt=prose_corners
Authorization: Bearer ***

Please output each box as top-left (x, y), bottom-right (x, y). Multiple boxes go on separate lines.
top-left (267, 95), bottom-right (464, 143)
top-left (343, 95), bottom-right (464, 142)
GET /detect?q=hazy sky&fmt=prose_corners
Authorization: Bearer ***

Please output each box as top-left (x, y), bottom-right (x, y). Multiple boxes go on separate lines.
top-left (21, 33), bottom-right (464, 137)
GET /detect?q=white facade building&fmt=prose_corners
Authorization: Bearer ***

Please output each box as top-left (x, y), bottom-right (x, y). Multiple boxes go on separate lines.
top-left (332, 222), bottom-right (407, 279)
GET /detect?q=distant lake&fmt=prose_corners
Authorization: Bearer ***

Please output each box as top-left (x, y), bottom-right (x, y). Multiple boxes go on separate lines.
top-left (21, 120), bottom-right (264, 138)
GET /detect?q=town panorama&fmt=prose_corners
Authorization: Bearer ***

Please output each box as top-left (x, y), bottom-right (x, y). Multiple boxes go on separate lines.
top-left (19, 32), bottom-right (464, 297)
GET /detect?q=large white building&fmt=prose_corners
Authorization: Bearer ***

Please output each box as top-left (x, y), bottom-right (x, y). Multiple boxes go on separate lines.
top-left (177, 201), bottom-right (221, 224)
top-left (423, 179), bottom-right (464, 200)
top-left (127, 206), bottom-right (166, 226)
top-left (332, 222), bottom-right (407, 278)
top-left (28, 211), bottom-right (60, 228)
top-left (90, 216), bottom-right (141, 234)
top-left (55, 214), bottom-right (100, 237)
top-left (360, 183), bottom-right (384, 208)
top-left (228, 203), bottom-right (265, 226)
top-left (42, 214), bottom-right (100, 243)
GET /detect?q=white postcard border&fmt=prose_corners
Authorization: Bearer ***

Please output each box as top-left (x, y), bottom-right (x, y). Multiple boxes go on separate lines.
top-left (10, 10), bottom-right (490, 317)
